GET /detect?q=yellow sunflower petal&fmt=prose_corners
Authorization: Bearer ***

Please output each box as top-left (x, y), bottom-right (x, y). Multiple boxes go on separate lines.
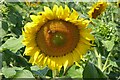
top-left (72, 50), bottom-right (80, 62)
top-left (29, 51), bottom-right (40, 65)
top-left (46, 57), bottom-right (52, 69)
top-left (32, 50), bottom-right (40, 64)
top-left (22, 31), bottom-right (35, 39)
top-left (52, 5), bottom-right (58, 19)
top-left (59, 54), bottom-right (74, 71)
top-left (29, 56), bottom-right (34, 64)
top-left (66, 8), bottom-right (79, 21)
top-left (67, 53), bottom-right (74, 66)
top-left (24, 22), bottom-right (39, 33)
top-left (50, 57), bottom-right (56, 70)
top-left (77, 42), bottom-right (90, 55)
top-left (74, 48), bottom-right (83, 58)
top-left (75, 62), bottom-right (81, 67)
top-left (55, 57), bottom-right (62, 71)
top-left (30, 15), bottom-right (41, 23)
top-left (30, 15), bottom-right (47, 29)
top-left (24, 47), bottom-right (34, 56)
top-left (42, 56), bottom-right (48, 66)
top-left (69, 19), bottom-right (90, 29)
top-left (63, 5), bottom-right (70, 19)
top-left (56, 6), bottom-right (64, 19)
top-left (80, 29), bottom-right (95, 40)
top-left (79, 37), bottom-right (92, 45)
top-left (58, 65), bottom-right (62, 72)
top-left (37, 53), bottom-right (45, 66)
top-left (63, 59), bottom-right (68, 71)
top-left (22, 37), bottom-right (36, 47)
top-left (44, 6), bottom-right (54, 20)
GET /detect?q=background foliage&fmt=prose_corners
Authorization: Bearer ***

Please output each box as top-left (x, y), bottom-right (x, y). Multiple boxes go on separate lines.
top-left (0, 0), bottom-right (120, 79)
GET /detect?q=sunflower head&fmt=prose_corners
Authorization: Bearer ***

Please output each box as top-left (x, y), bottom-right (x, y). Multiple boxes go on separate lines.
top-left (25, 0), bottom-right (40, 7)
top-left (22, 5), bottom-right (94, 71)
top-left (88, 1), bottom-right (107, 19)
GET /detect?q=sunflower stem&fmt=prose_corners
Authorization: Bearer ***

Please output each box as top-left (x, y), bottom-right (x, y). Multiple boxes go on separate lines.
top-left (94, 47), bottom-right (102, 70)
top-left (63, 65), bottom-right (72, 76)
top-left (112, 13), bottom-right (114, 22)
top-left (94, 47), bottom-right (99, 57)
top-left (52, 70), bottom-right (58, 78)
top-left (98, 53), bottom-right (102, 70)
top-left (102, 52), bottom-right (112, 72)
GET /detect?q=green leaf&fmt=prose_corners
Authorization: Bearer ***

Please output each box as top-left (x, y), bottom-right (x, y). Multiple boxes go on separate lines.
top-left (13, 67), bottom-right (24, 71)
top-left (67, 65), bottom-right (83, 78)
top-left (0, 36), bottom-right (24, 53)
top-left (2, 67), bottom-right (16, 78)
top-left (83, 62), bottom-right (107, 78)
top-left (109, 60), bottom-right (118, 67)
top-left (14, 70), bottom-right (34, 78)
top-left (2, 21), bottom-right (8, 31)
top-left (30, 66), bottom-right (40, 71)
top-left (0, 21), bottom-right (6, 38)
top-left (102, 40), bottom-right (115, 51)
top-left (32, 67), bottom-right (49, 77)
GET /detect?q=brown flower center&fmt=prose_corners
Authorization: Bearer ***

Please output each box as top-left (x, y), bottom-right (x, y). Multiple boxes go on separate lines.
top-left (92, 4), bottom-right (105, 19)
top-left (36, 20), bottom-right (79, 56)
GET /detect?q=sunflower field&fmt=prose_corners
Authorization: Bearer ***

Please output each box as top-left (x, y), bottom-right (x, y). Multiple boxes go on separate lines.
top-left (0, 0), bottom-right (120, 79)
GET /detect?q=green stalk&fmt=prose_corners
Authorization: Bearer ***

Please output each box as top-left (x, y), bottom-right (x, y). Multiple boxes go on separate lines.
top-left (94, 47), bottom-right (102, 70)
top-left (102, 52), bottom-right (112, 72)
top-left (112, 13), bottom-right (114, 22)
top-left (52, 70), bottom-right (57, 78)
top-left (94, 47), bottom-right (99, 57)
top-left (98, 53), bottom-right (102, 70)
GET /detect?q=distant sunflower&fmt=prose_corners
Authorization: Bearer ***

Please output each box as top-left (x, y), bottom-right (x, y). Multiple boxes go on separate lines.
top-left (22, 5), bottom-right (94, 71)
top-left (117, 0), bottom-right (120, 8)
top-left (25, 0), bottom-right (40, 7)
top-left (88, 1), bottom-right (107, 19)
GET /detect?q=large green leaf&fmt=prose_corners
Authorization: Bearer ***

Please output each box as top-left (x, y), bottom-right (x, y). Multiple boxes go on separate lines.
top-left (2, 67), bottom-right (16, 78)
top-left (66, 65), bottom-right (83, 78)
top-left (31, 67), bottom-right (49, 77)
top-left (0, 21), bottom-right (6, 38)
top-left (2, 21), bottom-right (8, 32)
top-left (0, 36), bottom-right (24, 53)
top-left (102, 40), bottom-right (115, 51)
top-left (14, 70), bottom-right (34, 78)
top-left (83, 62), bottom-right (107, 79)
top-left (30, 66), bottom-right (40, 71)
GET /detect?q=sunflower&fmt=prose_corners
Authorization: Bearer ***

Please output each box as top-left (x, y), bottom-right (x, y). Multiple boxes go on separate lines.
top-left (22, 5), bottom-right (94, 71)
top-left (88, 1), bottom-right (107, 19)
top-left (25, 0), bottom-right (40, 7)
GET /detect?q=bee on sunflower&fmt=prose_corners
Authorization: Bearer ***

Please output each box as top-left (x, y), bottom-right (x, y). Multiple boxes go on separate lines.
top-left (22, 5), bottom-right (95, 72)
